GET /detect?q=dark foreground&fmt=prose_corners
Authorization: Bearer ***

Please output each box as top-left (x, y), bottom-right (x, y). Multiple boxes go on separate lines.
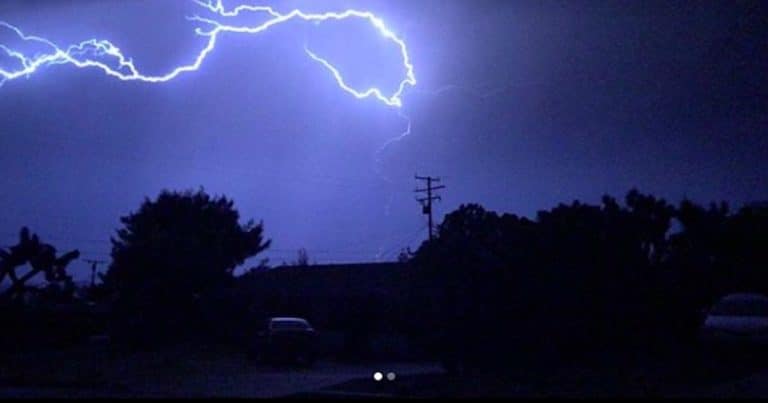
top-left (0, 344), bottom-right (440, 398)
top-left (296, 346), bottom-right (768, 398)
top-left (1, 344), bottom-right (768, 398)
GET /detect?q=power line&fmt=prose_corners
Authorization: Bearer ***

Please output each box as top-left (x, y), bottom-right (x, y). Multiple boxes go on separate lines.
top-left (377, 224), bottom-right (428, 261)
top-left (0, 234), bottom-right (112, 243)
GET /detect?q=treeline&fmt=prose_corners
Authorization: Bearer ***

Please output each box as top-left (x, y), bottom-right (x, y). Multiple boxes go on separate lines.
top-left (406, 190), bottom-right (768, 371)
top-left (1, 188), bottom-right (766, 361)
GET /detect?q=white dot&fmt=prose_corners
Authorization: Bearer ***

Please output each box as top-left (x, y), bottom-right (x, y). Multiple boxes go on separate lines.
top-left (387, 372), bottom-right (396, 381)
top-left (373, 372), bottom-right (383, 381)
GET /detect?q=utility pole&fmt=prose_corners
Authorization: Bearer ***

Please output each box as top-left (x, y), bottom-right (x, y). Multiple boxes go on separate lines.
top-left (83, 259), bottom-right (107, 287)
top-left (415, 174), bottom-right (445, 242)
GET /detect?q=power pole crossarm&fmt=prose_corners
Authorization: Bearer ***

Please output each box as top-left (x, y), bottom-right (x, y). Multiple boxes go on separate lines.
top-left (414, 186), bottom-right (445, 193)
top-left (414, 174), bottom-right (445, 242)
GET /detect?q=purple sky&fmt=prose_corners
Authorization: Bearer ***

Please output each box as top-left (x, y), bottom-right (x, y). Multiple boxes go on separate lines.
top-left (0, 0), bottom-right (766, 282)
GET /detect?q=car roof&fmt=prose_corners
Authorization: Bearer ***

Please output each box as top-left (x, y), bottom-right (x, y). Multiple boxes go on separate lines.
top-left (269, 317), bottom-right (309, 323)
top-left (718, 293), bottom-right (768, 304)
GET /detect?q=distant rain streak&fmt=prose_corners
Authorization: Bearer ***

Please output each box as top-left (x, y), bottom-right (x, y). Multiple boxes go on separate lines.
top-left (0, 0), bottom-right (417, 108)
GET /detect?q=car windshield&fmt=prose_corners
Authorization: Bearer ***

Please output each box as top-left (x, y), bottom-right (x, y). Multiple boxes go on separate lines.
top-left (710, 298), bottom-right (768, 317)
top-left (270, 320), bottom-right (309, 330)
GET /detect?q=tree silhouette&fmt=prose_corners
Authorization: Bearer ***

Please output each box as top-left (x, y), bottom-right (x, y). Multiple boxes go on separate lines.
top-left (0, 227), bottom-right (80, 301)
top-left (407, 190), bottom-right (766, 372)
top-left (667, 200), bottom-right (768, 302)
top-left (397, 248), bottom-right (414, 263)
top-left (294, 248), bottom-right (310, 267)
top-left (103, 189), bottom-right (271, 342)
top-left (409, 204), bottom-right (513, 373)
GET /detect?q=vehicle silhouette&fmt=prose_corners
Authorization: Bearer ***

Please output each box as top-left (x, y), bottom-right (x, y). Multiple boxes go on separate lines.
top-left (249, 317), bottom-right (318, 367)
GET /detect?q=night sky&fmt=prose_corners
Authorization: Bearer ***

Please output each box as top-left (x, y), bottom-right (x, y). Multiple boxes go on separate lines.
top-left (0, 0), bottom-right (766, 281)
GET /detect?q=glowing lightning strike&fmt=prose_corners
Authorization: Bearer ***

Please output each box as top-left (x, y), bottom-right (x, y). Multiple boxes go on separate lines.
top-left (0, 0), bottom-right (416, 108)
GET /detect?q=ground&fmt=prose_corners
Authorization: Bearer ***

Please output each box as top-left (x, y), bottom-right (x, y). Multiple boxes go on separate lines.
top-left (298, 345), bottom-right (768, 398)
top-left (0, 345), bottom-right (441, 398)
top-left (1, 343), bottom-right (768, 398)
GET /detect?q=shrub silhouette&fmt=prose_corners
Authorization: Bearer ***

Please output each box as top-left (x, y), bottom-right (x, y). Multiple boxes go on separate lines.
top-left (0, 227), bottom-right (80, 301)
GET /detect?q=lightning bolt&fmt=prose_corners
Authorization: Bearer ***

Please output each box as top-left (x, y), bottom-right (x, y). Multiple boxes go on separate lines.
top-left (0, 0), bottom-right (416, 108)
top-left (374, 109), bottom-right (411, 182)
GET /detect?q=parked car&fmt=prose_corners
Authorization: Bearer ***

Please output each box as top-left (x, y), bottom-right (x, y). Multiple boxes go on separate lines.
top-left (249, 317), bottom-right (318, 366)
top-left (699, 293), bottom-right (768, 352)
